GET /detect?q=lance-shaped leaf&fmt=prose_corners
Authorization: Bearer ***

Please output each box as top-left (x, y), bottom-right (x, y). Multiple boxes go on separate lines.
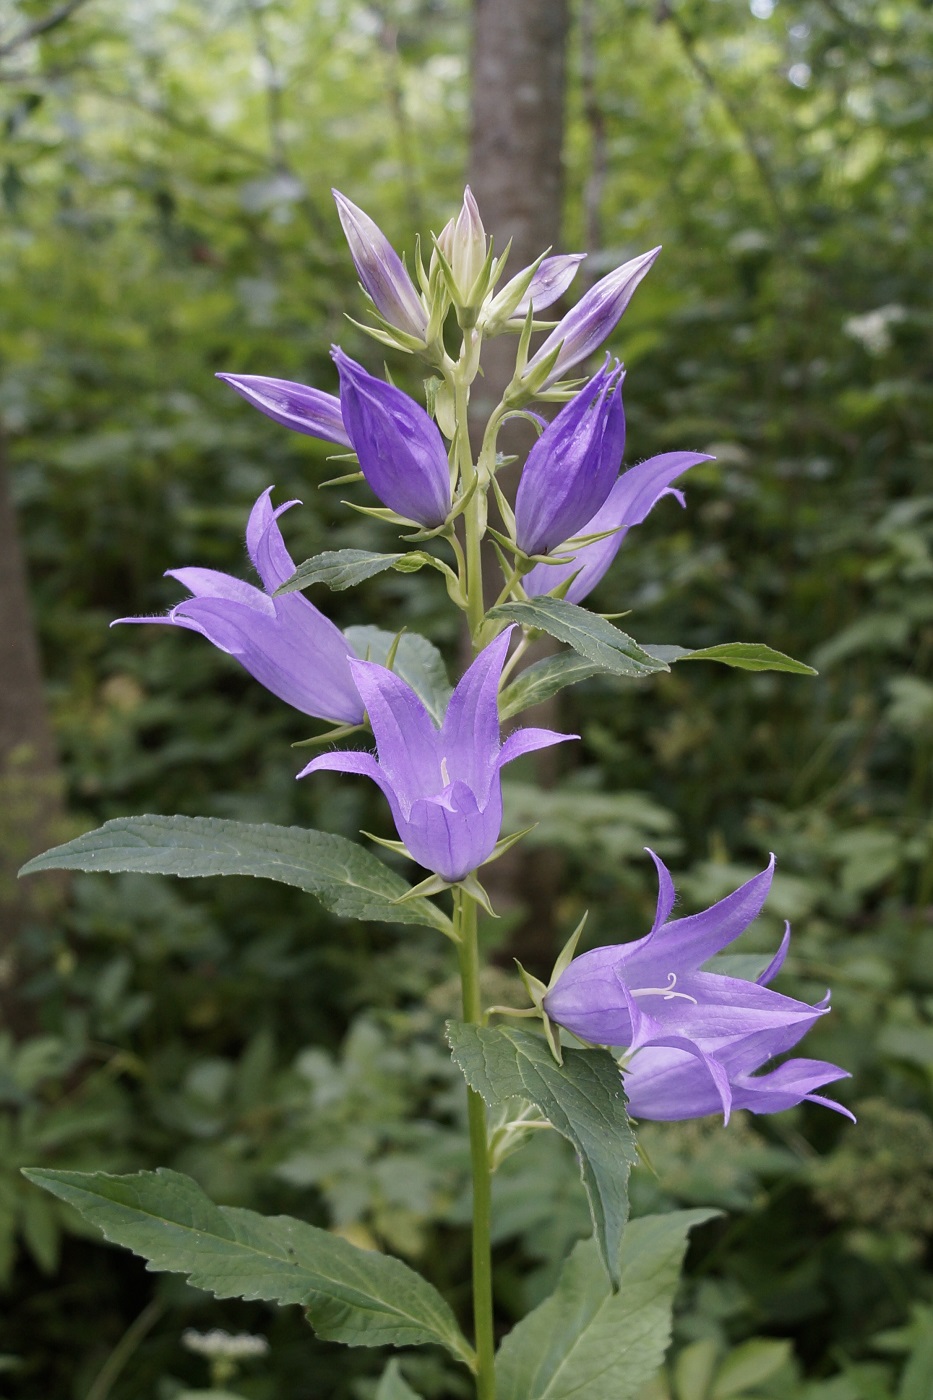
top-left (642, 642), bottom-right (817, 675)
top-left (495, 1211), bottom-right (718, 1400)
top-left (499, 652), bottom-right (602, 720)
top-left (488, 599), bottom-right (668, 679)
top-left (19, 816), bottom-right (453, 936)
top-left (277, 549), bottom-right (407, 594)
top-left (447, 1022), bottom-right (636, 1287)
top-left (23, 1169), bottom-right (472, 1363)
top-left (344, 625), bottom-right (453, 726)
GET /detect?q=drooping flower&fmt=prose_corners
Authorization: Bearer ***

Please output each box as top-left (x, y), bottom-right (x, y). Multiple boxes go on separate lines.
top-left (523, 451), bottom-right (714, 603)
top-left (332, 347), bottom-right (453, 528)
top-left (514, 359), bottom-right (626, 557)
top-left (522, 247), bottom-right (661, 389)
top-left (544, 851), bottom-right (850, 1121)
top-left (114, 489), bottom-right (364, 724)
top-left (298, 628), bottom-right (575, 883)
top-left (621, 1031), bottom-right (854, 1122)
top-left (332, 190), bottom-right (428, 341)
top-left (216, 374), bottom-right (350, 447)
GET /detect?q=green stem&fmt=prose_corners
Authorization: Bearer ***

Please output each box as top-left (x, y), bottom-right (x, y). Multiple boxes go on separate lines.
top-left (455, 887), bottom-right (496, 1400)
top-left (454, 372), bottom-right (486, 645)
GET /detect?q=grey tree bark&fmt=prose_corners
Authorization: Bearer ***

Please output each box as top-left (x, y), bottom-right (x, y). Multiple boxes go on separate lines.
top-left (468, 0), bottom-right (571, 972)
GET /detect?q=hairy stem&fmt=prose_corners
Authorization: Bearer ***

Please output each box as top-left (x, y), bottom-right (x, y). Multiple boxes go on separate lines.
top-left (455, 887), bottom-right (496, 1400)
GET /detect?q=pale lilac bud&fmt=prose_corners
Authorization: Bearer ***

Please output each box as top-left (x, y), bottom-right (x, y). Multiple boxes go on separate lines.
top-left (449, 186), bottom-right (488, 299)
top-left (514, 360), bottom-right (626, 556)
top-left (216, 374), bottom-right (350, 447)
top-left (332, 190), bottom-right (428, 341)
top-left (483, 254), bottom-right (586, 333)
top-left (524, 247), bottom-right (661, 387)
top-left (332, 348), bottom-right (451, 528)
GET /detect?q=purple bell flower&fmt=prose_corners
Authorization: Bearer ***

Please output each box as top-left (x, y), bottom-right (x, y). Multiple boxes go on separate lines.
top-left (512, 254), bottom-right (587, 317)
top-left (523, 451), bottom-right (714, 603)
top-left (298, 629), bottom-right (575, 883)
top-left (622, 1033), bottom-right (854, 1122)
top-left (544, 851), bottom-right (850, 1122)
top-left (523, 246), bottom-right (661, 388)
top-left (514, 359), bottom-right (626, 557)
top-left (332, 190), bottom-right (428, 341)
top-left (332, 347), bottom-right (453, 528)
top-left (114, 489), bottom-right (364, 724)
top-left (216, 374), bottom-right (350, 447)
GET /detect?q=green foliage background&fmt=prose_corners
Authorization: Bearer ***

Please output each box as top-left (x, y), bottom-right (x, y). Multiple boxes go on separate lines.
top-left (1, 0), bottom-right (932, 1396)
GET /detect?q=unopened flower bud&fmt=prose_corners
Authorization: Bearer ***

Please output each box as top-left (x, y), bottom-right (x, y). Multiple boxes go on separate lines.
top-left (522, 247), bottom-right (661, 388)
top-left (332, 348), bottom-right (452, 527)
top-left (332, 190), bottom-right (428, 341)
top-left (514, 359), bottom-right (626, 557)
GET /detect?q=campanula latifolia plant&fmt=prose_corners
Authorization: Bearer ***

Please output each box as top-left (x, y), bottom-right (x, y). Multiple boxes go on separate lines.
top-left (21, 188), bottom-right (851, 1400)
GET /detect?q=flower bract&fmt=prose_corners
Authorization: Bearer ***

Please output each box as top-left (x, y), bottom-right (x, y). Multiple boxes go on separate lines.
top-left (523, 450), bottom-right (714, 603)
top-left (298, 628), bottom-right (575, 883)
top-left (514, 358), bottom-right (626, 557)
top-left (332, 348), bottom-right (453, 528)
top-left (544, 851), bottom-right (850, 1121)
top-left (113, 489), bottom-right (364, 723)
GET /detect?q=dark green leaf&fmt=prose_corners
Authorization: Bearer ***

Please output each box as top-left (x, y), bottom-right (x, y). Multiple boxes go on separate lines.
top-left (345, 626), bottom-right (452, 724)
top-left (447, 1023), bottom-right (636, 1286)
top-left (19, 816), bottom-right (452, 935)
top-left (276, 549), bottom-right (406, 594)
top-left (495, 1211), bottom-right (718, 1400)
top-left (23, 1168), bottom-right (473, 1363)
top-left (488, 600), bottom-right (668, 679)
top-left (642, 642), bottom-right (817, 675)
top-left (499, 652), bottom-right (602, 720)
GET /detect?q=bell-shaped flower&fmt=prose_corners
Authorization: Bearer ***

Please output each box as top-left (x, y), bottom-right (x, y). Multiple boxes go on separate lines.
top-left (298, 629), bottom-right (575, 883)
top-left (544, 851), bottom-right (846, 1121)
top-left (113, 489), bottom-right (364, 724)
top-left (332, 190), bottom-right (428, 341)
top-left (523, 451), bottom-right (714, 603)
top-left (522, 247), bottom-right (661, 389)
top-left (332, 347), bottom-right (452, 528)
top-left (216, 374), bottom-right (350, 447)
top-left (514, 359), bottom-right (626, 557)
top-left (621, 1029), bottom-right (853, 1122)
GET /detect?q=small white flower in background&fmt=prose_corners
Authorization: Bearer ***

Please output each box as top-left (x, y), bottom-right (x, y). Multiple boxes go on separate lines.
top-left (181, 1329), bottom-right (270, 1360)
top-left (844, 304), bottom-right (906, 356)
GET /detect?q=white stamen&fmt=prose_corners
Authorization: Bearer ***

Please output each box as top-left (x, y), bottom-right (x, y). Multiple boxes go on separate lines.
top-left (440, 756), bottom-right (451, 786)
top-left (631, 971), bottom-right (698, 1005)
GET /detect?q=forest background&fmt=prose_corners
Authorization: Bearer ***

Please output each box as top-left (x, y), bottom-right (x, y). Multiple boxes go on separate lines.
top-left (1, 0), bottom-right (932, 1396)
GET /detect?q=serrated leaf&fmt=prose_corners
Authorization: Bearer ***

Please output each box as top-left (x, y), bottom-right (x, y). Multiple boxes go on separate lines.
top-left (375, 1359), bottom-right (424, 1399)
top-left (496, 1211), bottom-right (718, 1400)
top-left (488, 600), bottom-right (668, 679)
top-left (447, 1022), bottom-right (636, 1286)
top-left (642, 642), bottom-right (816, 675)
top-left (276, 549), bottom-right (406, 594)
top-left (499, 652), bottom-right (602, 720)
top-left (19, 816), bottom-right (452, 936)
top-left (23, 1169), bottom-right (472, 1363)
top-left (345, 626), bottom-right (452, 724)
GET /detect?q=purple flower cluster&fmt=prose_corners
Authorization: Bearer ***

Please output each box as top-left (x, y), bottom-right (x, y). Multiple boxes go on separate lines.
top-left (114, 187), bottom-right (848, 1126)
top-left (544, 852), bottom-right (852, 1122)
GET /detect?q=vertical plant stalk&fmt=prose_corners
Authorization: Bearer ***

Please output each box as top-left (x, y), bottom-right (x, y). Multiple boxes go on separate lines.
top-left (455, 886), bottom-right (496, 1400)
top-left (454, 363), bottom-right (486, 646)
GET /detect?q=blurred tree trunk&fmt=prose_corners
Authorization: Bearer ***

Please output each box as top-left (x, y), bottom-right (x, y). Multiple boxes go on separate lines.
top-left (0, 435), bottom-right (67, 1025)
top-left (468, 0), bottom-right (571, 973)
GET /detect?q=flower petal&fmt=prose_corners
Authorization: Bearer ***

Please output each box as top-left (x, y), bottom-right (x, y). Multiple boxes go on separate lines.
top-left (440, 630), bottom-right (513, 793)
top-left (349, 659), bottom-right (440, 802)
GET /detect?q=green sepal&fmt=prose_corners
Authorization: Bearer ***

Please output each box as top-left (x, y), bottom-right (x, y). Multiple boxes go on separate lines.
top-left (291, 722), bottom-right (367, 750)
